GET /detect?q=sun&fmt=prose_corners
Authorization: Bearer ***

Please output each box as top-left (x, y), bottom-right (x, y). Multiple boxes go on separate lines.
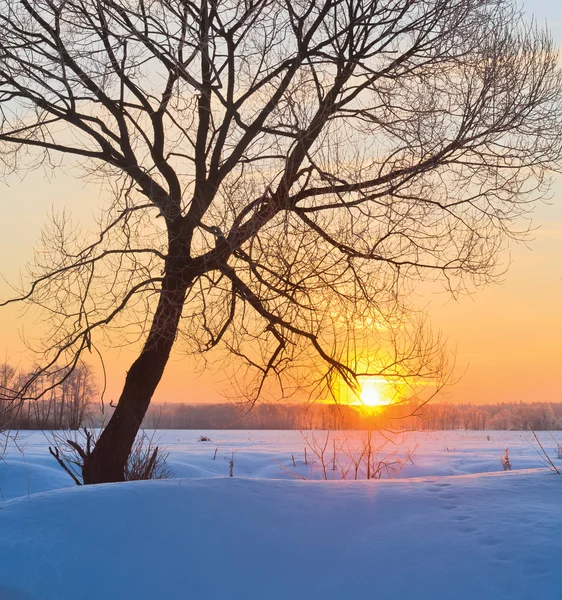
top-left (358, 378), bottom-right (391, 407)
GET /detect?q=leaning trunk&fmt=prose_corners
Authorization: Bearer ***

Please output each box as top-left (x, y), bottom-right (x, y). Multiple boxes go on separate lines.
top-left (83, 263), bottom-right (190, 484)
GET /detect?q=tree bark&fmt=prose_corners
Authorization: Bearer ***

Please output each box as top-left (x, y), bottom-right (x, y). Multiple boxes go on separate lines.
top-left (83, 239), bottom-right (191, 483)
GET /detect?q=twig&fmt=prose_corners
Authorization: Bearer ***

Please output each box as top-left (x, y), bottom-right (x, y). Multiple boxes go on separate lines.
top-left (271, 458), bottom-right (307, 480)
top-left (13, 438), bottom-right (31, 497)
top-left (213, 442), bottom-right (222, 460)
top-left (531, 430), bottom-right (560, 474)
top-left (49, 446), bottom-right (83, 485)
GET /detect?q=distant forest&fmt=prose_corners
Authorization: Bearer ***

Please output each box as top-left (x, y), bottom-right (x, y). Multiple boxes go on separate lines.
top-left (139, 401), bottom-right (562, 432)
top-left (4, 395), bottom-right (562, 431)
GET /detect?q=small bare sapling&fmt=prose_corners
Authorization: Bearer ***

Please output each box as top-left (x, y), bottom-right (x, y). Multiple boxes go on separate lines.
top-left (212, 442), bottom-right (222, 460)
top-left (548, 433), bottom-right (562, 459)
top-left (500, 447), bottom-right (512, 471)
top-left (530, 430), bottom-right (560, 474)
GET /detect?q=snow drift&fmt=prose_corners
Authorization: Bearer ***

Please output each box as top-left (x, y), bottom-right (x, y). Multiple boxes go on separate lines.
top-left (1, 470), bottom-right (561, 600)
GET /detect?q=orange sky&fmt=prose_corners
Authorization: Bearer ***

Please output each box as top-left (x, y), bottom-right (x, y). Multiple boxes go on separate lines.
top-left (1, 172), bottom-right (560, 407)
top-left (1, 1), bottom-right (561, 407)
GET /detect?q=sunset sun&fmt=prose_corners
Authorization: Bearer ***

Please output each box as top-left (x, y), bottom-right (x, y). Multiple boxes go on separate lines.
top-left (358, 378), bottom-right (391, 408)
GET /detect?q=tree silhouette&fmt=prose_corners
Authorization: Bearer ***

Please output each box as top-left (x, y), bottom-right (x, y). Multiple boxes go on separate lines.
top-left (0, 0), bottom-right (560, 482)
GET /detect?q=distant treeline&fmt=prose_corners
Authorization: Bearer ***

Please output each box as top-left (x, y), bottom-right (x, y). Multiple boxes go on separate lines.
top-left (1, 363), bottom-right (95, 431)
top-left (3, 356), bottom-right (561, 432)
top-left (140, 401), bottom-right (562, 431)
top-left (418, 402), bottom-right (562, 431)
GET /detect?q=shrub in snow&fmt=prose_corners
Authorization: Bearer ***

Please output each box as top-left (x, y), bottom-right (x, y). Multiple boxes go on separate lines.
top-left (49, 427), bottom-right (172, 484)
top-left (301, 430), bottom-right (414, 481)
top-left (125, 436), bottom-right (173, 481)
top-left (500, 447), bottom-right (511, 471)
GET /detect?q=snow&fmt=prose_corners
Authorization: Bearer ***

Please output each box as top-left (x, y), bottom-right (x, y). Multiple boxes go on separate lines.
top-left (1, 430), bottom-right (561, 599)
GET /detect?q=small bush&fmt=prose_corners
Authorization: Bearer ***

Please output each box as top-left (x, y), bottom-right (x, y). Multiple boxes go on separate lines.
top-left (124, 434), bottom-right (172, 481)
top-left (300, 430), bottom-right (414, 481)
top-left (500, 447), bottom-right (511, 471)
top-left (49, 427), bottom-right (173, 484)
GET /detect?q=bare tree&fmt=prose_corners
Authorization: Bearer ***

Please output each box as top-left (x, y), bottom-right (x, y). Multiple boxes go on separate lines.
top-left (0, 361), bottom-right (19, 455)
top-left (0, 361), bottom-right (17, 431)
top-left (0, 0), bottom-right (561, 483)
top-left (7, 362), bottom-right (95, 429)
top-left (60, 364), bottom-right (96, 430)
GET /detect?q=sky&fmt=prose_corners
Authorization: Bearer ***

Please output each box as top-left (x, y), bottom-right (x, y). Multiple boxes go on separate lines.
top-left (422, 0), bottom-right (562, 405)
top-left (0, 0), bottom-right (561, 407)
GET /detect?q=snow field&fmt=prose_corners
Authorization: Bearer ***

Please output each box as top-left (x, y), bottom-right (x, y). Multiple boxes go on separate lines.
top-left (1, 430), bottom-right (561, 600)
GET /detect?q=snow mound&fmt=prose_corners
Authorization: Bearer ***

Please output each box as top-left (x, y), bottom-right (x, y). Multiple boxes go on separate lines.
top-left (1, 472), bottom-right (561, 600)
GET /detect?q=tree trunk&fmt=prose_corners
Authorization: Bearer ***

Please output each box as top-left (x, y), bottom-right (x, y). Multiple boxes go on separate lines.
top-left (82, 265), bottom-right (190, 484)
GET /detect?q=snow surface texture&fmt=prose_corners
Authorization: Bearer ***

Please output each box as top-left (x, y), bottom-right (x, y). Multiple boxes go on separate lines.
top-left (1, 430), bottom-right (561, 599)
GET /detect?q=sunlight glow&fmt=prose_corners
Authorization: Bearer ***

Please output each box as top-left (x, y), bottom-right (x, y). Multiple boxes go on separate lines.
top-left (359, 378), bottom-right (392, 408)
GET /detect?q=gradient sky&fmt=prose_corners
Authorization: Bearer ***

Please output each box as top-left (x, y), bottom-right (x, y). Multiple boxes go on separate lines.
top-left (0, 0), bottom-right (561, 406)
